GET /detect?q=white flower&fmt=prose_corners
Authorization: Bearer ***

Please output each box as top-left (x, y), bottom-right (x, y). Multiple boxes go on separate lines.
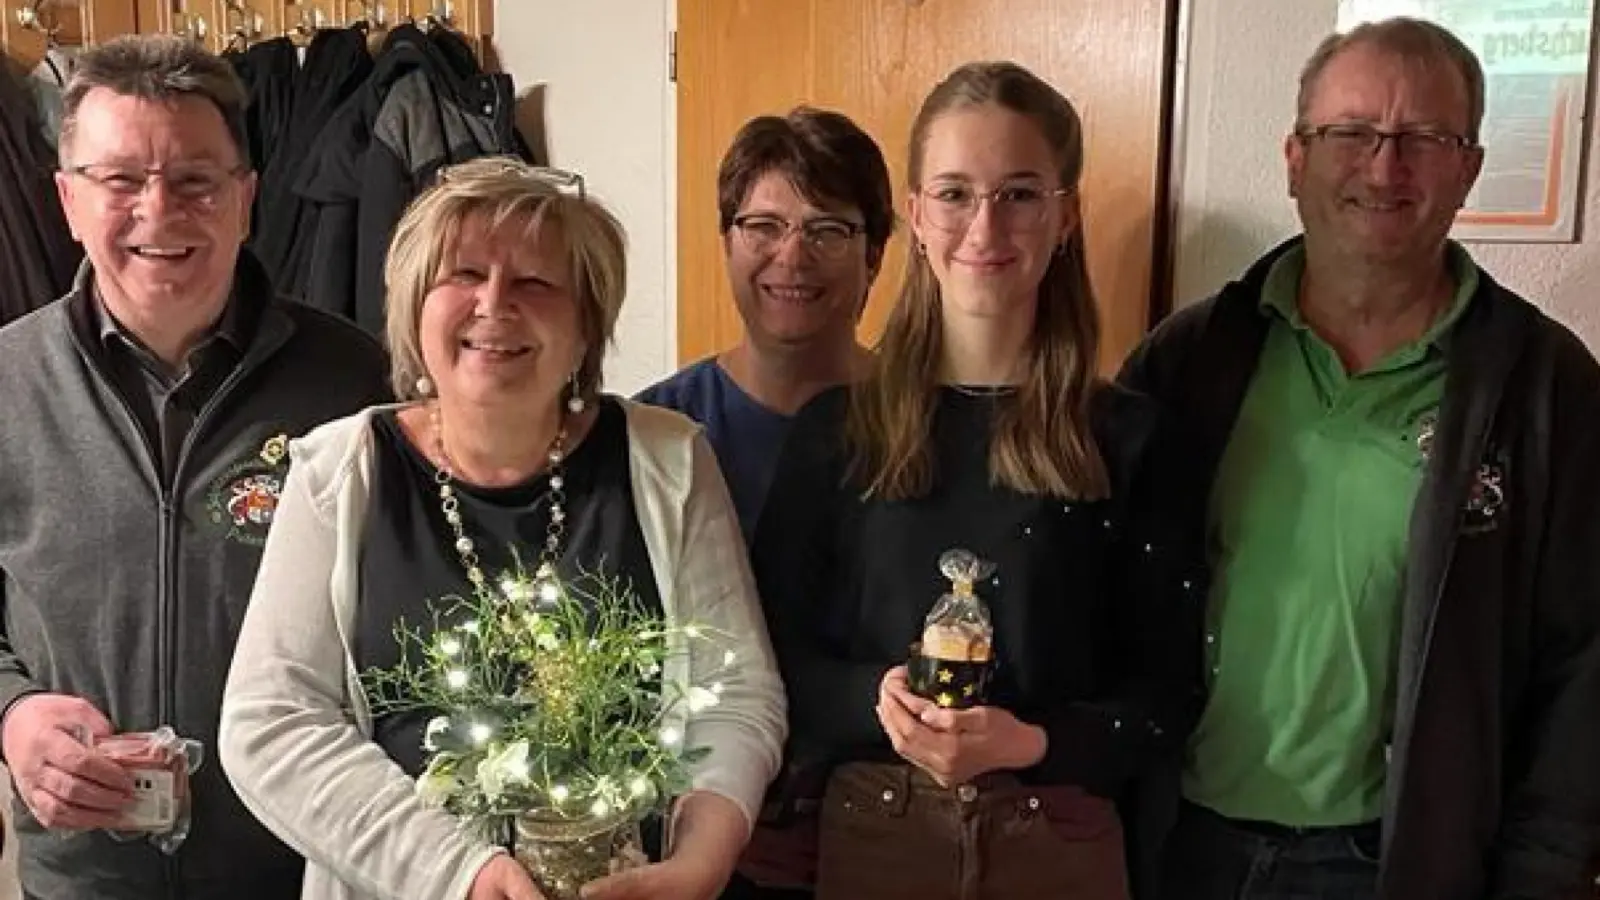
top-left (476, 740), bottom-right (531, 802)
top-left (591, 799), bottom-right (611, 817)
top-left (722, 650), bottom-right (737, 667)
top-left (422, 716), bottom-right (451, 752)
top-left (537, 581), bottom-right (560, 604)
top-left (551, 784), bottom-right (571, 803)
top-left (710, 681), bottom-right (725, 695)
top-left (415, 758), bottom-right (459, 807)
top-left (460, 620), bottom-right (481, 635)
top-left (501, 577), bottom-right (533, 604)
top-left (687, 686), bottom-right (720, 713)
top-left (445, 669), bottom-right (470, 690)
top-left (629, 776), bottom-right (651, 797)
top-left (469, 723), bottom-right (493, 745)
top-left (536, 631), bottom-right (559, 652)
top-left (439, 637), bottom-right (463, 657)
top-left (659, 725), bottom-right (682, 747)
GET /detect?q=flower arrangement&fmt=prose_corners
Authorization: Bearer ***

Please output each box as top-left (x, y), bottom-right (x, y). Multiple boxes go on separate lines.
top-left (359, 561), bottom-right (735, 891)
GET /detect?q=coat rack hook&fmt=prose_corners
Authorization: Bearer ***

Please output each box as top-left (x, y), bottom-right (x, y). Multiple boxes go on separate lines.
top-left (350, 0), bottom-right (387, 28)
top-left (14, 0), bottom-right (62, 41)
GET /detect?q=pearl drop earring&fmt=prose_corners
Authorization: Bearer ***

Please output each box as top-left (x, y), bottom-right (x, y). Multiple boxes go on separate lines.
top-left (416, 375), bottom-right (434, 397)
top-left (566, 372), bottom-right (586, 414)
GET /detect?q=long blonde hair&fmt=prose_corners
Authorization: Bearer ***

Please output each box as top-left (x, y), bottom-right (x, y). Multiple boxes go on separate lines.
top-left (847, 61), bottom-right (1109, 502)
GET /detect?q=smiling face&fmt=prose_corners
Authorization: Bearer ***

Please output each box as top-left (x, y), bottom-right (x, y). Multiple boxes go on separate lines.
top-left (55, 88), bottom-right (254, 330)
top-left (418, 212), bottom-right (584, 416)
top-left (1287, 41), bottom-right (1482, 268)
top-left (907, 104), bottom-right (1077, 324)
top-left (723, 171), bottom-right (873, 353)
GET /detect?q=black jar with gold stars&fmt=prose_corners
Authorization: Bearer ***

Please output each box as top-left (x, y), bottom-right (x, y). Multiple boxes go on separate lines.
top-left (907, 549), bottom-right (995, 709)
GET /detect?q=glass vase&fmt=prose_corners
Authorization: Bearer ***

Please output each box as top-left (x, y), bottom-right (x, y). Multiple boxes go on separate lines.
top-left (511, 808), bottom-right (646, 900)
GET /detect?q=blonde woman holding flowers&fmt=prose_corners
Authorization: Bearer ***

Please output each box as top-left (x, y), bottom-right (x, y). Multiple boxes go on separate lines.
top-left (219, 157), bottom-right (786, 900)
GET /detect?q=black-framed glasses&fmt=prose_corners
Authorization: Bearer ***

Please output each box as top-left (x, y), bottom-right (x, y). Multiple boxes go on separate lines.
top-left (66, 162), bottom-right (248, 207)
top-left (436, 158), bottom-right (587, 199)
top-left (919, 182), bottom-right (1072, 233)
top-left (1294, 123), bottom-right (1476, 163)
top-left (730, 213), bottom-right (864, 261)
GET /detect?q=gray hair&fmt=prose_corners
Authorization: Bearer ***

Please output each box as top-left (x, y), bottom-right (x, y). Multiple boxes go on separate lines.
top-left (1297, 17), bottom-right (1486, 143)
top-left (59, 34), bottom-right (250, 166)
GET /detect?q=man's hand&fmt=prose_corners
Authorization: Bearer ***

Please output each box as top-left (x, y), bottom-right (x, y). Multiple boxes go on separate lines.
top-left (580, 857), bottom-right (725, 900)
top-left (875, 665), bottom-right (1047, 787)
top-left (0, 693), bottom-right (134, 829)
top-left (468, 855), bottom-right (546, 900)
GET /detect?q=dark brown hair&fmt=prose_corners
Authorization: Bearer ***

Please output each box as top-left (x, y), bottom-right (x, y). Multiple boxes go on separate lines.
top-left (59, 34), bottom-right (249, 167)
top-left (716, 106), bottom-right (895, 268)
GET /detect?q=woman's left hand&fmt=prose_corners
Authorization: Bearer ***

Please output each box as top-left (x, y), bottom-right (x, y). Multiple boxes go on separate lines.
top-left (876, 665), bottom-right (1048, 788)
top-left (579, 857), bottom-right (724, 900)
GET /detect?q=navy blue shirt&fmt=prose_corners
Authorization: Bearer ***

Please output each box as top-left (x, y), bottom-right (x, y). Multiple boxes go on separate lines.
top-left (636, 358), bottom-right (792, 543)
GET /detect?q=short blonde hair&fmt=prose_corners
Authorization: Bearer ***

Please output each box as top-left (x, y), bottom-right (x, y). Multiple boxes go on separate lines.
top-left (384, 157), bottom-right (628, 401)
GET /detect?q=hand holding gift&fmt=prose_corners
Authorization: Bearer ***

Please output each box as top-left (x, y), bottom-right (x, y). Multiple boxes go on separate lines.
top-left (0, 693), bottom-right (133, 830)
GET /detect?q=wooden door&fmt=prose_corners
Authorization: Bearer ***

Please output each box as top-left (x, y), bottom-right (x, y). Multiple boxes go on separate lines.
top-left (677, 0), bottom-right (1175, 373)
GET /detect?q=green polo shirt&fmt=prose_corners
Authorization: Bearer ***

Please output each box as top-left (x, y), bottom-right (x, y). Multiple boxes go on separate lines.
top-left (1183, 243), bottom-right (1477, 827)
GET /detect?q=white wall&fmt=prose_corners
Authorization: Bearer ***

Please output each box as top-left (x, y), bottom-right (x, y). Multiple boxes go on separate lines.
top-left (1174, 0), bottom-right (1600, 347)
top-left (494, 0), bottom-right (677, 395)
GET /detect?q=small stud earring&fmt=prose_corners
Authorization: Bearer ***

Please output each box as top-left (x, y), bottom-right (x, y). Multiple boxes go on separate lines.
top-left (415, 375), bottom-right (434, 397)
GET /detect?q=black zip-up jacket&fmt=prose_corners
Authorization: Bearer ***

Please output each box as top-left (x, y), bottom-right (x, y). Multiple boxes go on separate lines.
top-left (0, 251), bottom-right (390, 899)
top-left (1119, 237), bottom-right (1600, 899)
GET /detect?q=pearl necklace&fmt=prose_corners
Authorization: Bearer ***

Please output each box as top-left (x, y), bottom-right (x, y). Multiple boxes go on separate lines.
top-left (431, 403), bottom-right (569, 595)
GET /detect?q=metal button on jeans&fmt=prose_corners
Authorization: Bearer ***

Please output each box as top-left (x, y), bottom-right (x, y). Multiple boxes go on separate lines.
top-left (956, 783), bottom-right (979, 802)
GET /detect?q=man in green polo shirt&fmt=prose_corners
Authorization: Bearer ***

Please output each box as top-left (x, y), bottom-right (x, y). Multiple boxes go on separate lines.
top-left (1121, 16), bottom-right (1600, 900)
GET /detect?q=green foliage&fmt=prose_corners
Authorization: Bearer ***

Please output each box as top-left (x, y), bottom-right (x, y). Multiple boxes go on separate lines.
top-left (359, 563), bottom-right (735, 827)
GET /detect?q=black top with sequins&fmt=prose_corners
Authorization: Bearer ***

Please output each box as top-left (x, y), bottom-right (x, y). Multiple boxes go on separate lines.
top-left (751, 385), bottom-right (1207, 796)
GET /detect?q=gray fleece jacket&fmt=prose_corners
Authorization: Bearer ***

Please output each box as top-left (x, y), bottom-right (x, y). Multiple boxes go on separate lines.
top-left (0, 251), bottom-right (390, 899)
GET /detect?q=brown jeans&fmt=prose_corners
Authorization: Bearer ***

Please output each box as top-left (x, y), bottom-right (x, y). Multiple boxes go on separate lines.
top-left (815, 762), bottom-right (1131, 900)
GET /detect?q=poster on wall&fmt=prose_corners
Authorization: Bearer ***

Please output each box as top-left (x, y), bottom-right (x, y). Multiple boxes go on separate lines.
top-left (1339, 0), bottom-right (1595, 242)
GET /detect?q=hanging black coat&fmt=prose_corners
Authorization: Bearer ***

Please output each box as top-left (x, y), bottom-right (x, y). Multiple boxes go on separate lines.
top-left (0, 62), bottom-right (80, 327)
top-left (228, 35), bottom-right (299, 179)
top-left (288, 24), bottom-right (528, 334)
top-left (236, 28), bottom-right (374, 296)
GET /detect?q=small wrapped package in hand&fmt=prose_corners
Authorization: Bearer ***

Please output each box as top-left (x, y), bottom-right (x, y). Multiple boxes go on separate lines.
top-left (907, 549), bottom-right (996, 709)
top-left (91, 727), bottom-right (204, 854)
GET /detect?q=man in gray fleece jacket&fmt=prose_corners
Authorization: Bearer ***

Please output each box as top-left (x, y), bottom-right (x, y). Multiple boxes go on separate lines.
top-left (0, 35), bottom-right (389, 899)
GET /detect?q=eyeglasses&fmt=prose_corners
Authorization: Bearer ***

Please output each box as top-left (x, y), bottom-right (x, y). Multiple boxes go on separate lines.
top-left (730, 214), bottom-right (865, 261)
top-left (67, 162), bottom-right (247, 207)
top-left (436, 159), bottom-right (587, 199)
top-left (918, 182), bottom-right (1071, 233)
top-left (1294, 123), bottom-right (1475, 163)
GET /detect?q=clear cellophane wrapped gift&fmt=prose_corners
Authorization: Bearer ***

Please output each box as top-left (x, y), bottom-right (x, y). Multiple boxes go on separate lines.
top-left (76, 726), bottom-right (204, 854)
top-left (907, 549), bottom-right (996, 709)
